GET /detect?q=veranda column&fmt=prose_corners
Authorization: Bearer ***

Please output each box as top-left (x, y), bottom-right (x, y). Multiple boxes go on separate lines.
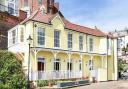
top-left (68, 51), bottom-right (71, 78)
top-left (52, 50), bottom-right (58, 79)
top-left (33, 49), bottom-right (39, 81)
top-left (80, 53), bottom-right (83, 78)
top-left (101, 56), bottom-right (104, 68)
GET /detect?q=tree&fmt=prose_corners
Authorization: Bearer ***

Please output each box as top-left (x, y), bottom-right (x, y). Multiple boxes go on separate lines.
top-left (118, 58), bottom-right (126, 72)
top-left (0, 50), bottom-right (27, 89)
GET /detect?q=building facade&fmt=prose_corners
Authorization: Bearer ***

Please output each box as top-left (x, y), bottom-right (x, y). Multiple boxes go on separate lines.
top-left (8, 0), bottom-right (118, 82)
top-left (0, 0), bottom-right (27, 49)
top-left (109, 29), bottom-right (128, 63)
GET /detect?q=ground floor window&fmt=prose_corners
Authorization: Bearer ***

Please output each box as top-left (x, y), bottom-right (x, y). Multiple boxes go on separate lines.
top-left (79, 60), bottom-right (82, 71)
top-left (38, 57), bottom-right (45, 71)
top-left (54, 59), bottom-right (60, 71)
top-left (89, 60), bottom-right (93, 70)
top-left (67, 59), bottom-right (73, 71)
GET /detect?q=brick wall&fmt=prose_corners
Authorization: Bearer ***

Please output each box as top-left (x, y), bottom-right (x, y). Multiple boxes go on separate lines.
top-left (0, 11), bottom-right (26, 49)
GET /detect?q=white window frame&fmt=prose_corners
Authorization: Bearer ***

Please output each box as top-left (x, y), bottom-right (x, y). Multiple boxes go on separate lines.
top-left (79, 35), bottom-right (83, 51)
top-left (68, 32), bottom-right (72, 50)
top-left (37, 27), bottom-right (45, 47)
top-left (89, 60), bottom-right (93, 70)
top-left (54, 30), bottom-right (60, 48)
top-left (7, 0), bottom-right (16, 15)
top-left (67, 59), bottom-right (73, 71)
top-left (20, 27), bottom-right (24, 42)
top-left (54, 59), bottom-right (60, 71)
top-left (89, 37), bottom-right (93, 52)
top-left (8, 28), bottom-right (18, 46)
top-left (79, 60), bottom-right (82, 71)
top-left (37, 57), bottom-right (45, 71)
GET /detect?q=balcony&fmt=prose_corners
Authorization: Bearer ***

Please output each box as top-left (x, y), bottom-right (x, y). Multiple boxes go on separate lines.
top-left (0, 4), bottom-right (18, 16)
top-left (30, 70), bottom-right (82, 81)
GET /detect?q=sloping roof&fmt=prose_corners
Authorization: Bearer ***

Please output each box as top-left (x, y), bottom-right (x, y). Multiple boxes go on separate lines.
top-left (62, 18), bottom-right (106, 37)
top-left (20, 10), bottom-right (106, 37)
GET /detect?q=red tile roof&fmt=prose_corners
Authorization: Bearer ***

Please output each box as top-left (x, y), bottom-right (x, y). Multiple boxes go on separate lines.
top-left (20, 10), bottom-right (106, 37)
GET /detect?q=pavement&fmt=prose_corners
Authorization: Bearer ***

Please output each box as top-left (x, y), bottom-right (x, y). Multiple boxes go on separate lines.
top-left (70, 80), bottom-right (128, 89)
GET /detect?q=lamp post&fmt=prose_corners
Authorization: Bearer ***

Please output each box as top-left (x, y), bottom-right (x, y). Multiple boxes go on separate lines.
top-left (27, 35), bottom-right (33, 89)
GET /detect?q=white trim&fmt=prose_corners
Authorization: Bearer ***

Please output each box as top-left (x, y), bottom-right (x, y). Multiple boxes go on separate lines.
top-left (51, 14), bottom-right (65, 26)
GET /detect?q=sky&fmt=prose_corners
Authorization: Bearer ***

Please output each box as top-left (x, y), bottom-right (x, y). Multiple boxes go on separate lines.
top-left (56, 0), bottom-right (128, 32)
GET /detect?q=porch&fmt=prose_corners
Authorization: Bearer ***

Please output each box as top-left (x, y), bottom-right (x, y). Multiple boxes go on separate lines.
top-left (30, 70), bottom-right (82, 80)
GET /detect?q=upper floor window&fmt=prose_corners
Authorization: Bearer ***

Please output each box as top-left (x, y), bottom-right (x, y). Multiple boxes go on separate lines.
top-left (68, 33), bottom-right (72, 49)
top-left (8, 29), bottom-right (17, 46)
top-left (8, 2), bottom-right (14, 14)
top-left (54, 30), bottom-right (60, 48)
top-left (24, 0), bottom-right (28, 7)
top-left (20, 27), bottom-right (24, 42)
top-left (89, 38), bottom-right (93, 52)
top-left (37, 27), bottom-right (45, 46)
top-left (38, 0), bottom-right (43, 5)
top-left (12, 30), bottom-right (16, 44)
top-left (79, 35), bottom-right (83, 51)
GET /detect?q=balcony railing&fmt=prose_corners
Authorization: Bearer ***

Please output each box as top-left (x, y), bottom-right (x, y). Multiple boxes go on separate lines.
top-left (30, 70), bottom-right (82, 81)
top-left (0, 4), bottom-right (18, 16)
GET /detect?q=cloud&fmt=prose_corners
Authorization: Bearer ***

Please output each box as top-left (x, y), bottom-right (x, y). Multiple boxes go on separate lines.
top-left (57, 0), bottom-right (128, 32)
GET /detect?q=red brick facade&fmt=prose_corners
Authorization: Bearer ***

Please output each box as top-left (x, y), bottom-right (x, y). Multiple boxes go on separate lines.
top-left (0, 10), bottom-right (27, 49)
top-left (19, 0), bottom-right (59, 14)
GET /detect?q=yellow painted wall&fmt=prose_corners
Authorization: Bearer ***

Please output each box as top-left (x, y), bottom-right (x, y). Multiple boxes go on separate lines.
top-left (82, 55), bottom-right (90, 77)
top-left (26, 15), bottom-right (105, 53)
top-left (19, 14), bottom-right (117, 81)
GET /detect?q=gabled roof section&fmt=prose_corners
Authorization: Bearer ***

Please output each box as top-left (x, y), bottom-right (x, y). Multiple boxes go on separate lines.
top-left (20, 9), bottom-right (106, 37)
top-left (62, 18), bottom-right (106, 37)
top-left (51, 13), bottom-right (65, 26)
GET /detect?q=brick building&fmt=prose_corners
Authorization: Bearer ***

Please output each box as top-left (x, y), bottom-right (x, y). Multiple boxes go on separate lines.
top-left (0, 2), bottom-right (27, 49)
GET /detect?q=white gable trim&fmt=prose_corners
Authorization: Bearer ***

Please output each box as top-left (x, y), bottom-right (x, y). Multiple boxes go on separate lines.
top-left (51, 13), bottom-right (65, 26)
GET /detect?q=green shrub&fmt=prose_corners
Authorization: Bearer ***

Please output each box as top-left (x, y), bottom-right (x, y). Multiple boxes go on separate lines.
top-left (0, 50), bottom-right (27, 89)
top-left (37, 80), bottom-right (48, 87)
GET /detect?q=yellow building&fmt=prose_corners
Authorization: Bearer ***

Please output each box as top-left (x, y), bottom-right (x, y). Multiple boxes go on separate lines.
top-left (8, 0), bottom-right (117, 82)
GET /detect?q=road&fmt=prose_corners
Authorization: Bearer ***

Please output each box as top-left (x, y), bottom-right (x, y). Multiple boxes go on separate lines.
top-left (70, 80), bottom-right (128, 89)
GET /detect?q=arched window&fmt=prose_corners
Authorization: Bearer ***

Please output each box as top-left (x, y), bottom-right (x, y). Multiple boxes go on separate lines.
top-left (37, 27), bottom-right (45, 46)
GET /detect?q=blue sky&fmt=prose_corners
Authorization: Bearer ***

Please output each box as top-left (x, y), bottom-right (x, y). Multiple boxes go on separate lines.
top-left (56, 0), bottom-right (128, 32)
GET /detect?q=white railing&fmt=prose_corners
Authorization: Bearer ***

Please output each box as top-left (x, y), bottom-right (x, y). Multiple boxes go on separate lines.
top-left (30, 70), bottom-right (82, 81)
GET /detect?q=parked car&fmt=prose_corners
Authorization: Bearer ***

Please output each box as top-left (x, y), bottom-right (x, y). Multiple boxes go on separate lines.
top-left (121, 71), bottom-right (128, 79)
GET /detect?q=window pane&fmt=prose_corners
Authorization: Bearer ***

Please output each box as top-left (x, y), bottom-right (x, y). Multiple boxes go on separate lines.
top-left (89, 38), bottom-right (93, 51)
top-left (79, 35), bottom-right (83, 50)
top-left (38, 28), bottom-right (45, 46)
top-left (20, 28), bottom-right (24, 42)
top-left (68, 33), bottom-right (72, 49)
top-left (54, 30), bottom-right (60, 47)
top-left (8, 3), bottom-right (14, 14)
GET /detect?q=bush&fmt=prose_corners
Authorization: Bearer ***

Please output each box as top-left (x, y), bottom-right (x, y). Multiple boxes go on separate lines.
top-left (37, 80), bottom-right (48, 87)
top-left (37, 80), bottom-right (58, 87)
top-left (0, 50), bottom-right (27, 89)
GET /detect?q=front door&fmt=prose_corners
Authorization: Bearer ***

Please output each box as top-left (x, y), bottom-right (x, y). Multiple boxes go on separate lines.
top-left (38, 57), bottom-right (45, 79)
